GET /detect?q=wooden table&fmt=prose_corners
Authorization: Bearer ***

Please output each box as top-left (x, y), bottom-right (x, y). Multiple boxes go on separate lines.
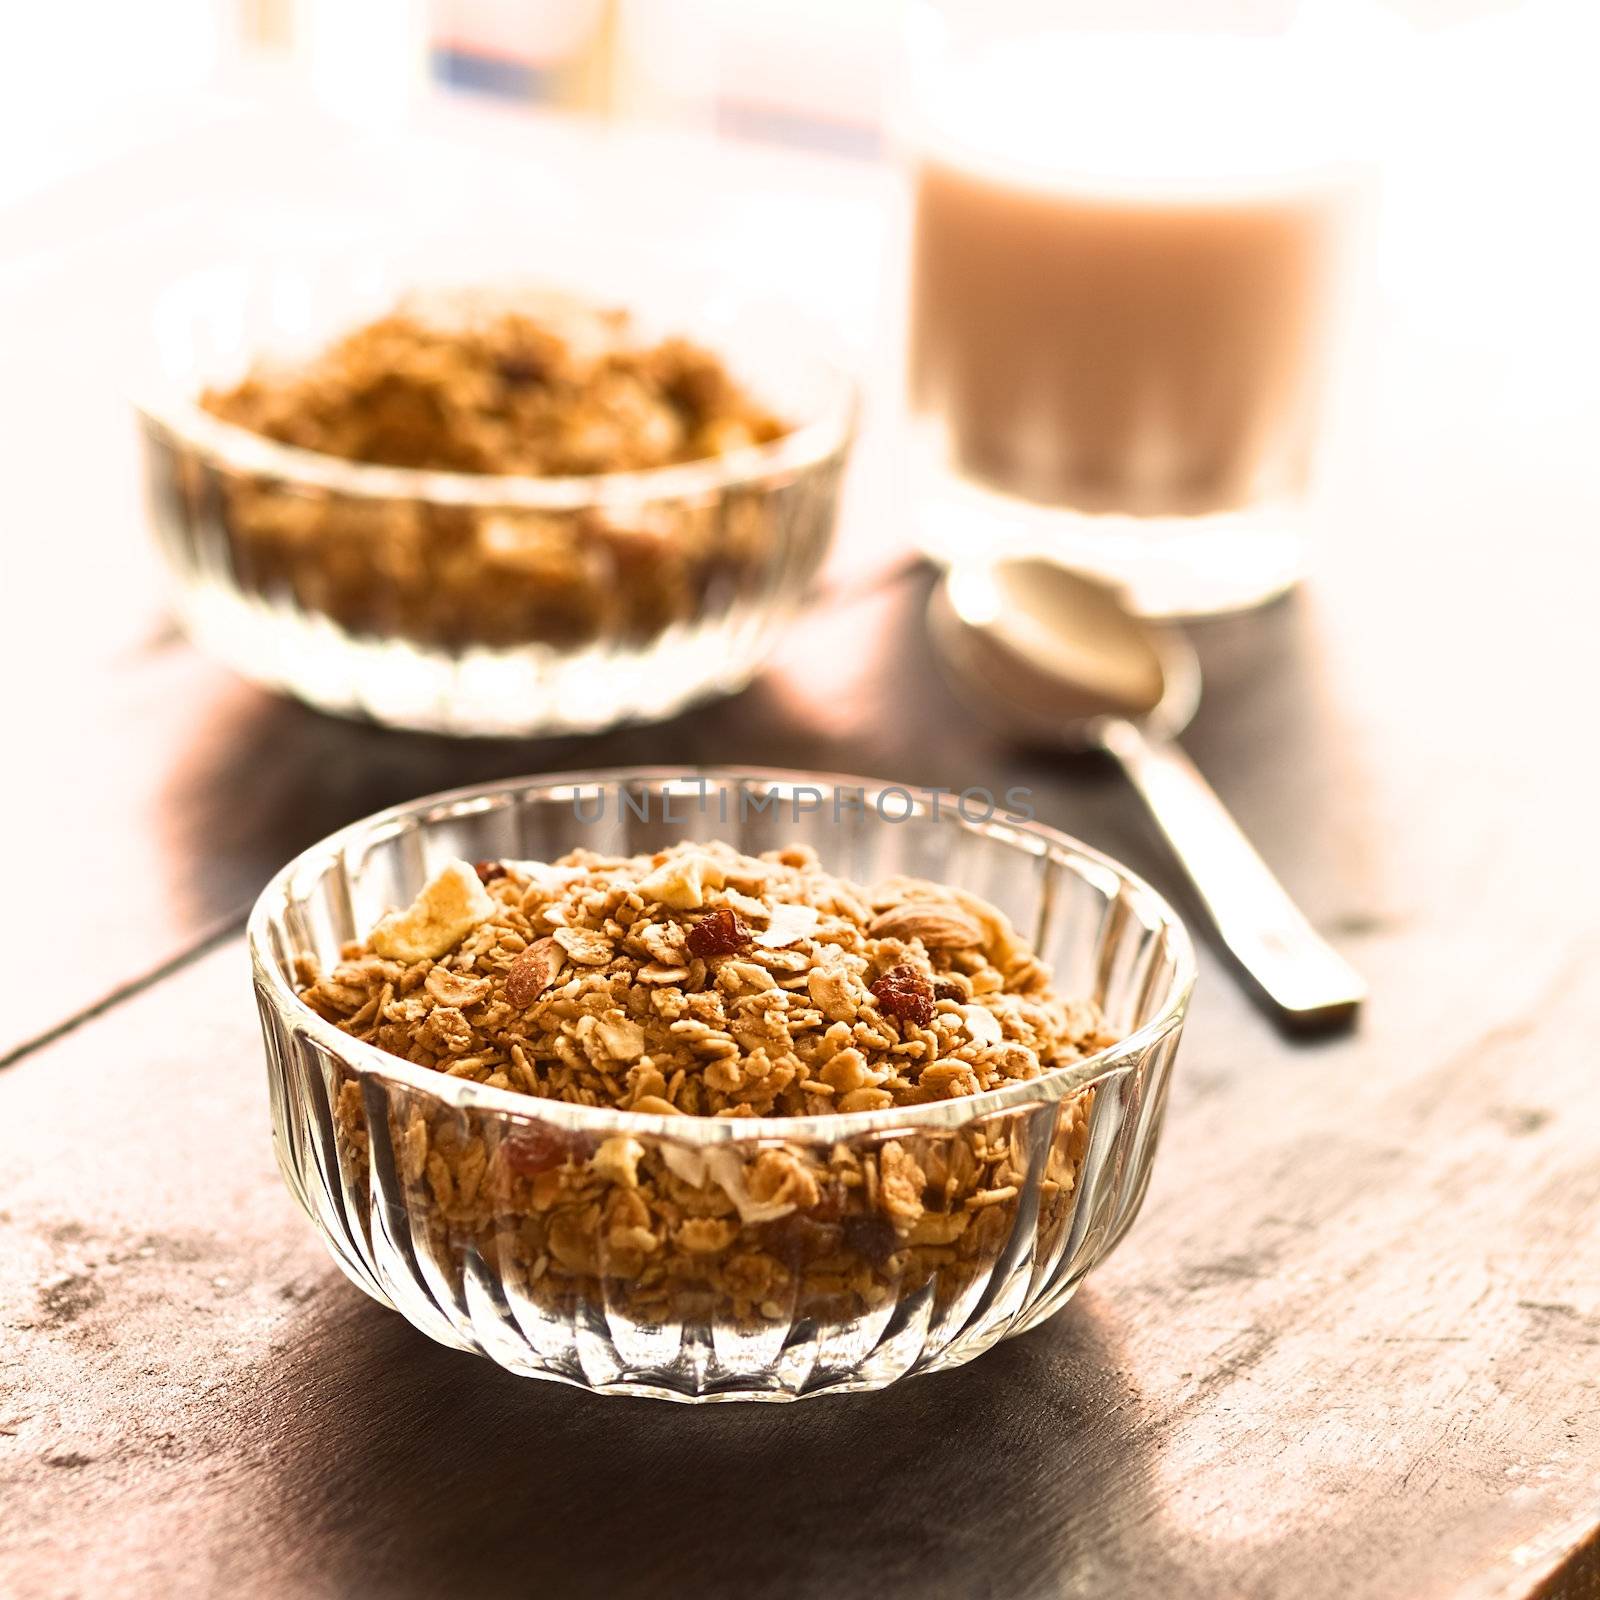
top-left (4, 64), bottom-right (1599, 1600)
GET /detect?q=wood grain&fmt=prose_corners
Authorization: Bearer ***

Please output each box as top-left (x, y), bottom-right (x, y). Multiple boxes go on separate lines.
top-left (5, 525), bottom-right (1600, 1597)
top-left (1, 896), bottom-right (1595, 1600)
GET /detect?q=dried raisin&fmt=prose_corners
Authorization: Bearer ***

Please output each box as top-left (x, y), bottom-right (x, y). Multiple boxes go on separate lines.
top-left (686, 907), bottom-right (752, 960)
top-left (503, 1124), bottom-right (582, 1177)
top-left (871, 963), bottom-right (935, 1029)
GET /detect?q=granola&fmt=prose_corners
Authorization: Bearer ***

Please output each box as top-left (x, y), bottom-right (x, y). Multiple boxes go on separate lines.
top-left (179, 291), bottom-right (806, 653)
top-left (202, 290), bottom-right (786, 476)
top-left (298, 843), bottom-right (1113, 1329)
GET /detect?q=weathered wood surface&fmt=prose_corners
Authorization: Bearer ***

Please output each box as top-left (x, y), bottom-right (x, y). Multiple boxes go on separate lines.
top-left (4, 520), bottom-right (1600, 1598)
top-left (2, 709), bottom-right (1598, 1599)
top-left (5, 66), bottom-right (1600, 1600)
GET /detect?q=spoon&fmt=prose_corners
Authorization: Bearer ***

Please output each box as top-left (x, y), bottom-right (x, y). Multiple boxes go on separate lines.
top-left (930, 556), bottom-right (1365, 1029)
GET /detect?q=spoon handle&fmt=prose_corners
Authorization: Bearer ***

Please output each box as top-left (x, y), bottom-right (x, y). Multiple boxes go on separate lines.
top-left (1102, 719), bottom-right (1366, 1029)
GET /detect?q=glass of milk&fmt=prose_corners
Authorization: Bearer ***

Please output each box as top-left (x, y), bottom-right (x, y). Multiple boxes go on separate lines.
top-left (902, 1), bottom-right (1376, 615)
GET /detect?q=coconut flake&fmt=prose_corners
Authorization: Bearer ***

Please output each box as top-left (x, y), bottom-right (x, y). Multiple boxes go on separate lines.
top-left (960, 1005), bottom-right (1004, 1046)
top-left (755, 902), bottom-right (820, 949)
top-left (704, 1147), bottom-right (800, 1224)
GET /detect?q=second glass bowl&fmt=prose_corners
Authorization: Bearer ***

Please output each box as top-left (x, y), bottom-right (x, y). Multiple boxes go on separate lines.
top-left (250, 769), bottom-right (1194, 1402)
top-left (136, 255), bottom-right (856, 736)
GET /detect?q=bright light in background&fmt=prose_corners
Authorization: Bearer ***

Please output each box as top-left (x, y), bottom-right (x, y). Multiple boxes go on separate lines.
top-left (0, 0), bottom-right (226, 205)
top-left (299, 0), bottom-right (430, 127)
top-left (7, 0), bottom-right (1589, 205)
top-left (909, 1), bottom-right (1412, 191)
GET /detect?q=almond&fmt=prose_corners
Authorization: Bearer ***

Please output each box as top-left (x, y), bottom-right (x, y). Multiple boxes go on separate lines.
top-left (867, 902), bottom-right (985, 949)
top-left (505, 936), bottom-right (564, 1008)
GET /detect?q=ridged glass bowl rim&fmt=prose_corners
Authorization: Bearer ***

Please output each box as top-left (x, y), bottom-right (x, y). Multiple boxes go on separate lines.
top-left (131, 267), bottom-right (860, 512)
top-left (248, 766), bottom-right (1196, 1143)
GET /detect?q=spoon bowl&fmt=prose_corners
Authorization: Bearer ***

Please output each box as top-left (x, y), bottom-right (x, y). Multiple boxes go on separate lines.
top-left (931, 557), bottom-right (1200, 748)
top-left (931, 555), bottom-right (1364, 1030)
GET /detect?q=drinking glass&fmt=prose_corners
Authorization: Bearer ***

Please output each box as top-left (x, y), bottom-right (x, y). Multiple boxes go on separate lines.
top-left (901, 0), bottom-right (1369, 615)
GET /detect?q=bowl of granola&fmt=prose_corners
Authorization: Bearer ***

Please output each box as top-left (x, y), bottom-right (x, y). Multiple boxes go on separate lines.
top-left (250, 770), bottom-right (1194, 1401)
top-left (136, 258), bottom-right (855, 735)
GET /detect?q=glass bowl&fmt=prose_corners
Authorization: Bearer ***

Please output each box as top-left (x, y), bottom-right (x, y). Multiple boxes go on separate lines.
top-left (134, 255), bottom-right (856, 736)
top-left (248, 770), bottom-right (1194, 1401)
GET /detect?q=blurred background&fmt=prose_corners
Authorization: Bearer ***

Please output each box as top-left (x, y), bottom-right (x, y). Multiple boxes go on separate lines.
top-left (3, 0), bottom-right (1598, 1048)
top-left (4, 0), bottom-right (1597, 630)
top-left (4, 0), bottom-right (1595, 625)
